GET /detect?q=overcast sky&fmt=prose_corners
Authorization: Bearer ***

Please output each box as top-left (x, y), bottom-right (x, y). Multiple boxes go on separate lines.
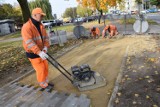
top-left (2, 0), bottom-right (78, 18)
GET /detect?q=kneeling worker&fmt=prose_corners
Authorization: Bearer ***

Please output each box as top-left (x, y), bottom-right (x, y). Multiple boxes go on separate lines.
top-left (102, 24), bottom-right (118, 38)
top-left (90, 27), bottom-right (100, 39)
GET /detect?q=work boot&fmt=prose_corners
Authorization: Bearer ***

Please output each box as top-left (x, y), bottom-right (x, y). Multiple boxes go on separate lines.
top-left (40, 85), bottom-right (53, 92)
top-left (48, 83), bottom-right (54, 87)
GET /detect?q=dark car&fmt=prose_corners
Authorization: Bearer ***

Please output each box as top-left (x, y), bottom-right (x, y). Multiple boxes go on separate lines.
top-left (50, 19), bottom-right (63, 27)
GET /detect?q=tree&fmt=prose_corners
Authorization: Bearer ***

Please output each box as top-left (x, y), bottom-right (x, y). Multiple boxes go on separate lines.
top-left (29, 0), bottom-right (53, 20)
top-left (76, 0), bottom-right (124, 23)
top-left (0, 4), bottom-right (8, 19)
top-left (17, 0), bottom-right (31, 23)
top-left (76, 5), bottom-right (93, 17)
top-left (63, 7), bottom-right (77, 18)
top-left (150, 0), bottom-right (160, 7)
top-left (0, 3), bottom-right (23, 25)
top-left (1, 4), bottom-right (14, 18)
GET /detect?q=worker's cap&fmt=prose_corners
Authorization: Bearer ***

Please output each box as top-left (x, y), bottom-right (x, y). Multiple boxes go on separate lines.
top-left (32, 8), bottom-right (46, 16)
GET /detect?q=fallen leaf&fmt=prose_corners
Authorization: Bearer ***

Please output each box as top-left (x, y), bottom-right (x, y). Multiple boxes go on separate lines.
top-left (107, 92), bottom-right (111, 95)
top-left (127, 78), bottom-right (131, 80)
top-left (135, 94), bottom-right (139, 97)
top-left (117, 92), bottom-right (121, 96)
top-left (154, 71), bottom-right (158, 75)
top-left (115, 98), bottom-right (119, 104)
top-left (125, 75), bottom-right (129, 78)
top-left (153, 105), bottom-right (158, 107)
top-left (145, 76), bottom-right (150, 79)
top-left (133, 70), bottom-right (137, 72)
top-left (139, 78), bottom-right (143, 80)
top-left (156, 88), bottom-right (160, 92)
top-left (146, 95), bottom-right (150, 99)
top-left (132, 101), bottom-right (137, 105)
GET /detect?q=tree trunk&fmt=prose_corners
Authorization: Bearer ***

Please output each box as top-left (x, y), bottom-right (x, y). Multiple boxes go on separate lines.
top-left (98, 9), bottom-right (103, 24)
top-left (17, 0), bottom-right (30, 23)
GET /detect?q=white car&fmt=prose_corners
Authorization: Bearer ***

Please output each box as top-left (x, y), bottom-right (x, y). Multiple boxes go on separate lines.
top-left (41, 21), bottom-right (52, 28)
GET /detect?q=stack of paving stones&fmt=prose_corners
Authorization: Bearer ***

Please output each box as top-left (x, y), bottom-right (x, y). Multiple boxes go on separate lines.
top-left (0, 83), bottom-right (90, 107)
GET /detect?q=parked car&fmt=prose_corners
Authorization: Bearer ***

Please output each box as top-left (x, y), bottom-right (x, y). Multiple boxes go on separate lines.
top-left (41, 20), bottom-right (52, 28)
top-left (141, 10), bottom-right (149, 14)
top-left (52, 19), bottom-right (63, 26)
top-left (42, 20), bottom-right (63, 28)
top-left (63, 17), bottom-right (71, 23)
top-left (147, 8), bottom-right (158, 13)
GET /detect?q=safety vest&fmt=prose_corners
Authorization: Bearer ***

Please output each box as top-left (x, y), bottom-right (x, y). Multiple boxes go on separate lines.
top-left (21, 19), bottom-right (49, 55)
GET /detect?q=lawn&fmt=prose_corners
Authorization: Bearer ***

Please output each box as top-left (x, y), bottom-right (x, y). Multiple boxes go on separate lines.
top-left (119, 18), bottom-right (158, 24)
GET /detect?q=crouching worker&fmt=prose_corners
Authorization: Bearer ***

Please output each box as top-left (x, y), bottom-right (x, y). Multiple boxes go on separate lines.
top-left (90, 27), bottom-right (100, 39)
top-left (102, 24), bottom-right (118, 38)
top-left (21, 8), bottom-right (54, 90)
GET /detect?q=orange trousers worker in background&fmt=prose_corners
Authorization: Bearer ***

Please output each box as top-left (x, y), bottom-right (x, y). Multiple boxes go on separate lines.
top-left (21, 8), bottom-right (53, 89)
top-left (102, 24), bottom-right (118, 38)
top-left (90, 27), bottom-right (100, 39)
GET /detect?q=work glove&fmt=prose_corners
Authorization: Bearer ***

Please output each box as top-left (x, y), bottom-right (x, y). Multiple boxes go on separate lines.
top-left (38, 51), bottom-right (48, 60)
top-left (42, 46), bottom-right (48, 53)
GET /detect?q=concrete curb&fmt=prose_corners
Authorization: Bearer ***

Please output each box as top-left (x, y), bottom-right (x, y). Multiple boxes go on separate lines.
top-left (0, 41), bottom-right (83, 89)
top-left (107, 45), bottom-right (129, 107)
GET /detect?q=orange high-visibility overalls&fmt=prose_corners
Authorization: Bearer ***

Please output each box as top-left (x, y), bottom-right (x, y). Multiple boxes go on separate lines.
top-left (90, 27), bottom-right (100, 39)
top-left (21, 18), bottom-right (50, 88)
top-left (102, 25), bottom-right (118, 38)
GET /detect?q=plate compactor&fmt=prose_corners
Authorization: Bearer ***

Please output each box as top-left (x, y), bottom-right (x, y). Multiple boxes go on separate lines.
top-left (47, 54), bottom-right (106, 91)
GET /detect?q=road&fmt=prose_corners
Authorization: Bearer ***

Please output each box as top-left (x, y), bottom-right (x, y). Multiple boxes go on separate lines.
top-left (147, 13), bottom-right (160, 24)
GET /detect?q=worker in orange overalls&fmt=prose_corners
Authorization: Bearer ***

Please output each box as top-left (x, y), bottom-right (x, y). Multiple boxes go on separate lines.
top-left (21, 8), bottom-right (53, 90)
top-left (90, 27), bottom-right (100, 39)
top-left (102, 24), bottom-right (118, 38)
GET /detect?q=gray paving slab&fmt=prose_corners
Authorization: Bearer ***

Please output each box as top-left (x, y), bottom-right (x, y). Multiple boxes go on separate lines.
top-left (20, 89), bottom-right (43, 107)
top-left (12, 88), bottom-right (41, 107)
top-left (0, 86), bottom-right (25, 106)
top-left (77, 94), bottom-right (90, 107)
top-left (60, 93), bottom-right (77, 107)
top-left (0, 83), bottom-right (91, 107)
top-left (2, 85), bottom-right (29, 105)
top-left (30, 91), bottom-right (50, 107)
top-left (5, 86), bottom-right (34, 107)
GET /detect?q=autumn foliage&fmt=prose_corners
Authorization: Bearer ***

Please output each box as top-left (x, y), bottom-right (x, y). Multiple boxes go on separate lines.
top-left (76, 0), bottom-right (123, 11)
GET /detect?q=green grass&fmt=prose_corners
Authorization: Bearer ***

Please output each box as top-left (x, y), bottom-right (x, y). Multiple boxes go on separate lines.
top-left (52, 25), bottom-right (74, 32)
top-left (119, 18), bottom-right (158, 25)
top-left (0, 31), bottom-right (21, 40)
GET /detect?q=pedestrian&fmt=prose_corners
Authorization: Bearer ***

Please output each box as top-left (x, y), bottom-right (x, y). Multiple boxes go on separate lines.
top-left (21, 8), bottom-right (53, 90)
top-left (90, 27), bottom-right (100, 39)
top-left (102, 24), bottom-right (118, 38)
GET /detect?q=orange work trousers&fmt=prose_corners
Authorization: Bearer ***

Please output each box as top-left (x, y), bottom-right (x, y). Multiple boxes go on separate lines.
top-left (29, 58), bottom-right (48, 88)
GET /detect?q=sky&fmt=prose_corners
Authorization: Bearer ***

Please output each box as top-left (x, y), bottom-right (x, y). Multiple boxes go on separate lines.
top-left (2, 0), bottom-right (78, 18)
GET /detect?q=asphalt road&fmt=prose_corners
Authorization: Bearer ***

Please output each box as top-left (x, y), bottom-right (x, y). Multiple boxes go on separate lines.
top-left (147, 13), bottom-right (160, 24)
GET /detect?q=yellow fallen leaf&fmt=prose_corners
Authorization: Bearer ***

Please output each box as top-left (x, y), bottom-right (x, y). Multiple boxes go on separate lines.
top-left (145, 76), bottom-right (150, 79)
top-left (153, 105), bottom-right (158, 107)
top-left (127, 78), bottom-right (131, 80)
top-left (107, 92), bottom-right (111, 95)
top-left (146, 95), bottom-right (150, 99)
